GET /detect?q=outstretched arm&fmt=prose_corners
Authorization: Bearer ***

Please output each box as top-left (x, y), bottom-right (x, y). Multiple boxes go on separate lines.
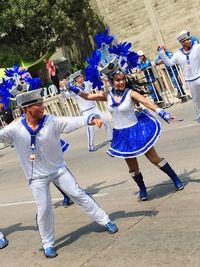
top-left (157, 48), bottom-right (178, 67)
top-left (131, 90), bottom-right (175, 123)
top-left (69, 84), bottom-right (107, 101)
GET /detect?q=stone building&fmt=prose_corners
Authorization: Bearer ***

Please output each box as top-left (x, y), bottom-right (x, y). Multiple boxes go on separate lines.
top-left (90, 0), bottom-right (200, 60)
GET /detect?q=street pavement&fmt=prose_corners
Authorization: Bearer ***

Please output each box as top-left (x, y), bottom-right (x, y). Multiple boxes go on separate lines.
top-left (0, 99), bottom-right (200, 267)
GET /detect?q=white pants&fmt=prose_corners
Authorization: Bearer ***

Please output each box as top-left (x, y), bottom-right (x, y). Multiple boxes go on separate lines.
top-left (0, 232), bottom-right (4, 239)
top-left (30, 167), bottom-right (110, 249)
top-left (187, 78), bottom-right (200, 116)
top-left (82, 107), bottom-right (112, 148)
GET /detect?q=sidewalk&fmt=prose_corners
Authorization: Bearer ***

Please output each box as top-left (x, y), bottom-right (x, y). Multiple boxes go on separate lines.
top-left (0, 99), bottom-right (200, 267)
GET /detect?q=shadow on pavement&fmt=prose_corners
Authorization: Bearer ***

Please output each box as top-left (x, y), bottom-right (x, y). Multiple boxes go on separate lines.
top-left (1, 223), bottom-right (37, 237)
top-left (55, 209), bottom-right (159, 250)
top-left (143, 168), bottom-right (198, 200)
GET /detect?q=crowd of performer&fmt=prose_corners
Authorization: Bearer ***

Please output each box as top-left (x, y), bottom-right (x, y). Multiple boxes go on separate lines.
top-left (0, 28), bottom-right (199, 259)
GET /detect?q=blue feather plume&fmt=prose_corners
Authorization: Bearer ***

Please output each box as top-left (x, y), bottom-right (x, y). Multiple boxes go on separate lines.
top-left (85, 50), bottom-right (103, 90)
top-left (126, 51), bottom-right (139, 69)
top-left (5, 65), bottom-right (27, 78)
top-left (0, 79), bottom-right (14, 110)
top-left (94, 29), bottom-right (115, 48)
top-left (109, 42), bottom-right (132, 57)
top-left (25, 77), bottom-right (42, 90)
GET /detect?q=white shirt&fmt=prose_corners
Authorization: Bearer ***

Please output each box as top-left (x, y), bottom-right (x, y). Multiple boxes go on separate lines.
top-left (159, 44), bottom-right (200, 81)
top-left (107, 90), bottom-right (138, 129)
top-left (61, 81), bottom-right (96, 113)
top-left (0, 115), bottom-right (88, 179)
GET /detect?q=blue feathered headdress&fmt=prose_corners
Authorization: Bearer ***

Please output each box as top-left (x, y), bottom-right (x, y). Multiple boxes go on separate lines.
top-left (85, 29), bottom-right (139, 90)
top-left (0, 65), bottom-right (42, 109)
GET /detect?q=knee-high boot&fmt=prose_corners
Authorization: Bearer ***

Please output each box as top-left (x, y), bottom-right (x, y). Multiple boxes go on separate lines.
top-left (130, 170), bottom-right (148, 201)
top-left (157, 158), bottom-right (184, 190)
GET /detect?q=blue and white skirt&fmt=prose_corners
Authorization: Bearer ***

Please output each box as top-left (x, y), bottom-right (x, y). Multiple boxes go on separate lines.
top-left (107, 109), bottom-right (161, 158)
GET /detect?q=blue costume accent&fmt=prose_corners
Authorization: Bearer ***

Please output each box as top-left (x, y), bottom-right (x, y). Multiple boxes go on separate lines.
top-left (190, 36), bottom-right (199, 45)
top-left (137, 59), bottom-right (163, 102)
top-left (106, 90), bottom-right (161, 158)
top-left (85, 29), bottom-right (139, 88)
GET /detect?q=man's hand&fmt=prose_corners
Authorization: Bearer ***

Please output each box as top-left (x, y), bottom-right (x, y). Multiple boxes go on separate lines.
top-left (91, 118), bottom-right (103, 128)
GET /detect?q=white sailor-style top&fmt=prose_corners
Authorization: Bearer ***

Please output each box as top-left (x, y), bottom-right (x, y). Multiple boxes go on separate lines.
top-left (106, 89), bottom-right (161, 158)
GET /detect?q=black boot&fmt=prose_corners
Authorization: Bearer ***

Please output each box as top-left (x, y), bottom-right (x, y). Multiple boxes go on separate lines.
top-left (157, 159), bottom-right (184, 190)
top-left (130, 170), bottom-right (148, 201)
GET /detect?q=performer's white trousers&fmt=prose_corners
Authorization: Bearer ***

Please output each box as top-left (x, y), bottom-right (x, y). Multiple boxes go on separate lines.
top-left (187, 78), bottom-right (200, 115)
top-left (0, 232), bottom-right (4, 239)
top-left (82, 107), bottom-right (112, 148)
top-left (30, 167), bottom-right (110, 249)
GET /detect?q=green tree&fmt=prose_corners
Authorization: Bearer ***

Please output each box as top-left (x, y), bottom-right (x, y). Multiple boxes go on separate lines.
top-left (0, 0), bottom-right (105, 67)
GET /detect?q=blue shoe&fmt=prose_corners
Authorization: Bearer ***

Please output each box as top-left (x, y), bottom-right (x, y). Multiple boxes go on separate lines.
top-left (197, 115), bottom-right (200, 123)
top-left (43, 247), bottom-right (58, 258)
top-left (139, 189), bottom-right (148, 201)
top-left (173, 178), bottom-right (184, 191)
top-left (0, 238), bottom-right (8, 249)
top-left (104, 221), bottom-right (118, 234)
top-left (63, 196), bottom-right (73, 207)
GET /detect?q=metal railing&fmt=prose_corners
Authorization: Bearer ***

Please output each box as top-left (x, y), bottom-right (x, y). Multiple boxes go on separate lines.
top-left (11, 63), bottom-right (191, 119)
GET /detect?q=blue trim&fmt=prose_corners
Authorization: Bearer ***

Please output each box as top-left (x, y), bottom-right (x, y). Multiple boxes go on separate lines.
top-left (21, 115), bottom-right (47, 157)
top-left (107, 110), bottom-right (161, 158)
top-left (185, 75), bottom-right (200, 82)
top-left (87, 113), bottom-right (96, 125)
top-left (60, 139), bottom-right (70, 152)
top-left (110, 88), bottom-right (130, 107)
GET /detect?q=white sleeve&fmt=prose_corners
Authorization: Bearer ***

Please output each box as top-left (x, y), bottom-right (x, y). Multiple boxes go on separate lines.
top-left (158, 50), bottom-right (178, 66)
top-left (0, 124), bottom-right (14, 144)
top-left (55, 116), bottom-right (88, 134)
top-left (60, 89), bottom-right (75, 99)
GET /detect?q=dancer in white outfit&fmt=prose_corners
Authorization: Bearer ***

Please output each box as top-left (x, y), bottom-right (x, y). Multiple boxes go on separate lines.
top-left (60, 70), bottom-right (112, 151)
top-left (158, 31), bottom-right (200, 122)
top-left (69, 29), bottom-right (184, 201)
top-left (0, 68), bottom-right (118, 258)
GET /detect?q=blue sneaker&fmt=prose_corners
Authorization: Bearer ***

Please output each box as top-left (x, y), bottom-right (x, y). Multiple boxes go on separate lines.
top-left (43, 247), bottom-right (58, 258)
top-left (63, 196), bottom-right (73, 207)
top-left (104, 221), bottom-right (118, 234)
top-left (173, 178), bottom-right (184, 191)
top-left (0, 238), bottom-right (8, 249)
top-left (197, 115), bottom-right (200, 123)
top-left (139, 188), bottom-right (148, 201)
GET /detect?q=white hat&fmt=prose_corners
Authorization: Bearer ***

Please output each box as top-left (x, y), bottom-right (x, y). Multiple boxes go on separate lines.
top-left (137, 50), bottom-right (144, 56)
top-left (69, 70), bottom-right (82, 82)
top-left (16, 88), bottom-right (43, 107)
top-left (98, 56), bottom-right (120, 76)
top-left (177, 30), bottom-right (190, 43)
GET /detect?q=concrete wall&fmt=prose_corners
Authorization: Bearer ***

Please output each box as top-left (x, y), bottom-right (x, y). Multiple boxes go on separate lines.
top-left (90, 0), bottom-right (200, 61)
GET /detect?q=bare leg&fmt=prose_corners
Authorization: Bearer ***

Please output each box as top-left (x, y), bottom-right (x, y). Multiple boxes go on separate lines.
top-left (144, 146), bottom-right (162, 165)
top-left (125, 157), bottom-right (139, 172)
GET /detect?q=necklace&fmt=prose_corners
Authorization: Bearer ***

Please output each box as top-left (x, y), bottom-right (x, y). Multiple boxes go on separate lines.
top-left (112, 88), bottom-right (124, 96)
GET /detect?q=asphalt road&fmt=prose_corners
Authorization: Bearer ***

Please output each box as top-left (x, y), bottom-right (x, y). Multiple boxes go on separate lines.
top-left (0, 99), bottom-right (200, 267)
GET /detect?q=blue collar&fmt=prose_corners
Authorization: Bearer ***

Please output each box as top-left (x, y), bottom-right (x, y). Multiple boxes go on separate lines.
top-left (110, 88), bottom-right (130, 107)
top-left (179, 46), bottom-right (193, 63)
top-left (21, 115), bottom-right (47, 157)
top-left (75, 83), bottom-right (85, 91)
